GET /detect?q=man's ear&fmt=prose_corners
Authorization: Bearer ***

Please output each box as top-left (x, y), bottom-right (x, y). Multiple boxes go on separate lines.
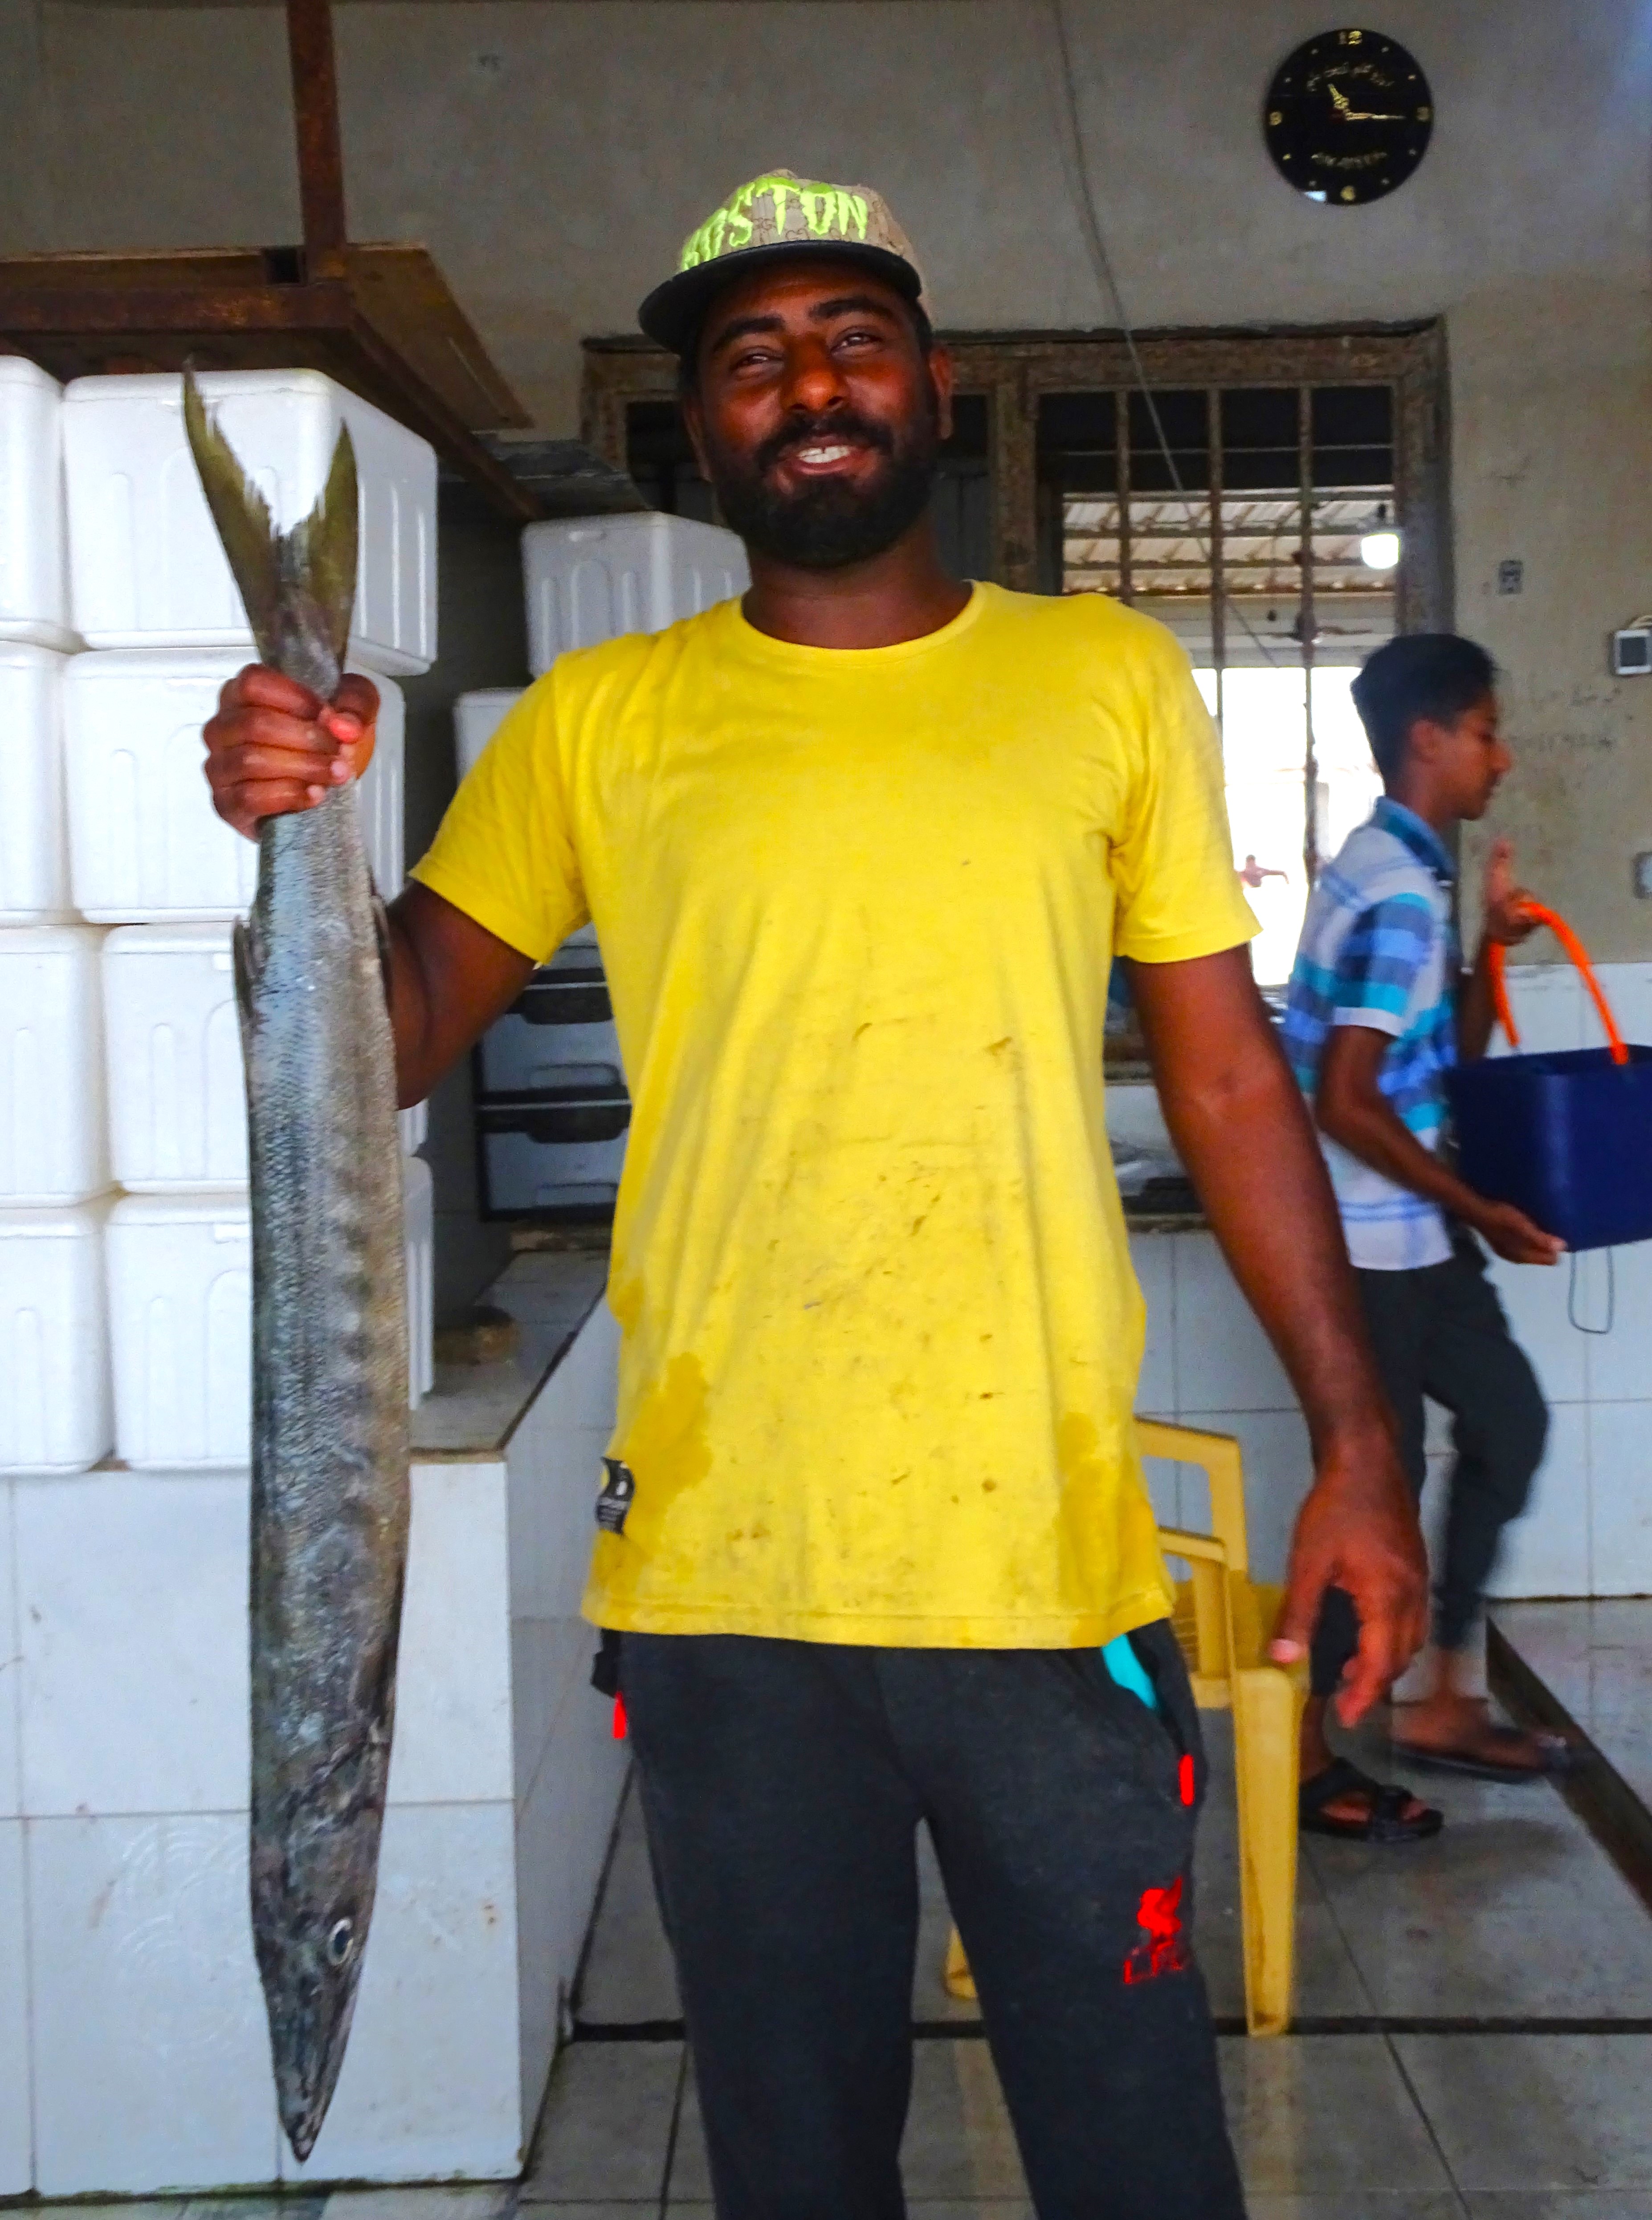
top-left (929, 343), bottom-right (955, 444)
top-left (1406, 715), bottom-right (1445, 765)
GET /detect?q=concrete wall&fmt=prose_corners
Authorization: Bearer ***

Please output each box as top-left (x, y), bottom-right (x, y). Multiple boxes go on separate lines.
top-left (6, 0), bottom-right (1651, 958)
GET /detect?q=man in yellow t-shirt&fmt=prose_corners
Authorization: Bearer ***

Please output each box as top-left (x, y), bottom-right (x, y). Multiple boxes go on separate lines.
top-left (206, 171), bottom-right (1426, 2218)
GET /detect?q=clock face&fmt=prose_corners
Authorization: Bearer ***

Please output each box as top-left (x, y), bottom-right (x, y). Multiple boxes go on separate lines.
top-left (1264, 29), bottom-right (1433, 205)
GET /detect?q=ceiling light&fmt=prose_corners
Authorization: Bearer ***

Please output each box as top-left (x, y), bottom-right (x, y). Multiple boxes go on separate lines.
top-left (1360, 503), bottom-right (1400, 572)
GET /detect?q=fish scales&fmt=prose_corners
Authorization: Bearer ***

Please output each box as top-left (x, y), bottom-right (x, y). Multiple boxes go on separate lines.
top-left (184, 374), bottom-right (409, 2164)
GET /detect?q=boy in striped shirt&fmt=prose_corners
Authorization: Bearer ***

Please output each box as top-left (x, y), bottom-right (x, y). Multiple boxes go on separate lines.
top-left (1283, 634), bottom-right (1569, 1840)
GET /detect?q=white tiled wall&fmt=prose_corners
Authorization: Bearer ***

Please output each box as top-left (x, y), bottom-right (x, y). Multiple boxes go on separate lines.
top-left (388, 1463), bottom-right (513, 1808)
top-left (0, 1818), bottom-right (31, 2194)
top-left (0, 1483), bottom-right (20, 1819)
top-left (29, 1811), bottom-right (279, 2195)
top-left (279, 1801), bottom-right (523, 2185)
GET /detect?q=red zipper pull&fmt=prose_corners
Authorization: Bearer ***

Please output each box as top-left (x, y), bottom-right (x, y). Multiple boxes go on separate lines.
top-left (612, 1692), bottom-right (628, 1741)
top-left (1179, 1753), bottom-right (1195, 1807)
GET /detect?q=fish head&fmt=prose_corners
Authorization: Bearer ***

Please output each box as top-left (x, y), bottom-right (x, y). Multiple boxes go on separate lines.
top-left (252, 1765), bottom-right (385, 2163)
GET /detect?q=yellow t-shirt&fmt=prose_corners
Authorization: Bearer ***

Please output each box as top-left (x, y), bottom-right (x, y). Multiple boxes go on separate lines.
top-left (412, 582), bottom-right (1256, 1648)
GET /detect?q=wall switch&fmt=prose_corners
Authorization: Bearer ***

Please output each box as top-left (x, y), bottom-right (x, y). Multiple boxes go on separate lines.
top-left (1613, 627), bottom-right (1652, 676)
top-left (1635, 853), bottom-right (1652, 899)
top-left (1497, 559), bottom-right (1524, 594)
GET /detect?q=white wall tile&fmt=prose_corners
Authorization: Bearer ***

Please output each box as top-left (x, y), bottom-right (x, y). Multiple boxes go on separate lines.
top-left (0, 1820), bottom-right (32, 2192)
top-left (1587, 1403), bottom-right (1652, 1596)
top-left (1128, 1232), bottom-right (1174, 1416)
top-left (1176, 1408), bottom-right (1314, 1587)
top-left (1484, 1403), bottom-right (1591, 1599)
top-left (511, 1612), bottom-right (595, 1815)
top-left (1493, 963), bottom-right (1583, 1056)
top-left (1582, 1239), bottom-right (1652, 1402)
top-left (387, 1463), bottom-right (512, 1808)
top-left (514, 1710), bottom-right (629, 2148)
top-left (0, 1483), bottom-right (20, 1819)
top-left (1592, 961), bottom-right (1652, 1049)
top-left (15, 1471), bottom-right (248, 1817)
top-left (279, 1802), bottom-right (522, 2186)
top-left (1485, 1250), bottom-right (1590, 1404)
top-left (1174, 1232), bottom-right (1295, 1414)
top-left (29, 1811), bottom-right (278, 2195)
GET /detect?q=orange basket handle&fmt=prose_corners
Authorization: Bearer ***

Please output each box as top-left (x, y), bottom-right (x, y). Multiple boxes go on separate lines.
top-left (1488, 904), bottom-right (1629, 1066)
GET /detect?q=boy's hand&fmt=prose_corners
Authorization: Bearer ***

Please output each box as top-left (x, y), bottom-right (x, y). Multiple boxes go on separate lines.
top-left (1481, 839), bottom-right (1541, 949)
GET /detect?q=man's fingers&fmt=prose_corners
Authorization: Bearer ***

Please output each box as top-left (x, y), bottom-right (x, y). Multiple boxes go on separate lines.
top-left (1268, 1553), bottom-right (1328, 1666)
top-left (219, 664), bottom-right (321, 718)
top-left (330, 673), bottom-right (380, 727)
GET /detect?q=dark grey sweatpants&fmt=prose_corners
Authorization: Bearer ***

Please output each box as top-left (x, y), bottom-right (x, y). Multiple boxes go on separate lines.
top-left (616, 1621), bottom-right (1247, 2220)
top-left (1311, 1228), bottom-right (1550, 1698)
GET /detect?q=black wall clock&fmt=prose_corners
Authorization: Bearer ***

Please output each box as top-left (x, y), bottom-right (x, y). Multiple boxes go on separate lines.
top-left (1264, 29), bottom-right (1433, 205)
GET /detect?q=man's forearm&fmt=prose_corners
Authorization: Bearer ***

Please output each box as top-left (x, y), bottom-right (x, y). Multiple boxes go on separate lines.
top-left (1131, 959), bottom-right (1394, 1458)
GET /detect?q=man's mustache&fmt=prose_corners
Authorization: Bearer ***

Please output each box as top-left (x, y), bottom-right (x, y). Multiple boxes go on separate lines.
top-left (754, 411), bottom-right (896, 476)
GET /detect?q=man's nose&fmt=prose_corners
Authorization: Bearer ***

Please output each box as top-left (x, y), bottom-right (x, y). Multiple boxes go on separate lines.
top-left (782, 339), bottom-right (848, 417)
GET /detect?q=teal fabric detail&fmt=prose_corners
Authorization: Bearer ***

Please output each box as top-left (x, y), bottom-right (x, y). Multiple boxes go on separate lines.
top-left (1101, 1632), bottom-right (1159, 1712)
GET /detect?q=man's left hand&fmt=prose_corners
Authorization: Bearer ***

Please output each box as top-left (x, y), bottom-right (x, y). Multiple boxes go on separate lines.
top-left (1269, 1429), bottom-right (1430, 1724)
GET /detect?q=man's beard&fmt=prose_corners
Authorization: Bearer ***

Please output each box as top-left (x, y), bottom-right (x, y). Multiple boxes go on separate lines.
top-left (705, 402), bottom-right (940, 570)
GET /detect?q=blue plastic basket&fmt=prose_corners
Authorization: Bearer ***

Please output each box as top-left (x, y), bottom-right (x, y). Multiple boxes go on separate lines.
top-left (1450, 1044), bottom-right (1652, 1251)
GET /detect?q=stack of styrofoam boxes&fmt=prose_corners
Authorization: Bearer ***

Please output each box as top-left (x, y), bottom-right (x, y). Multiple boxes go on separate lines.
top-left (465, 514), bottom-right (749, 1221)
top-left (0, 361), bottom-right (114, 1505)
top-left (58, 370), bottom-right (438, 1472)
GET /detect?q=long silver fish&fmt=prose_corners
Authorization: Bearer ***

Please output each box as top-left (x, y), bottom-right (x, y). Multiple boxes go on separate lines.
top-left (184, 371), bottom-right (410, 2164)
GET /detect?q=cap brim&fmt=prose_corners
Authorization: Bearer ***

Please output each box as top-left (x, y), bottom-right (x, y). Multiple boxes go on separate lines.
top-left (638, 241), bottom-right (922, 355)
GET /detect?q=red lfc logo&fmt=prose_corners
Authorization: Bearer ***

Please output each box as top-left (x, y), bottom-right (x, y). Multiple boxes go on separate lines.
top-left (1123, 1874), bottom-right (1191, 1984)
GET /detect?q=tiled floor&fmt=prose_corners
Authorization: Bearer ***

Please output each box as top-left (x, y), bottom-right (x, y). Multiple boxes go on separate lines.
top-left (31, 1699), bottom-right (1652, 2220)
top-left (1496, 1600), bottom-right (1652, 1817)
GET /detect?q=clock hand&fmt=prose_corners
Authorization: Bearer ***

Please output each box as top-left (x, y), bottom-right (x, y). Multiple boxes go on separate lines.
top-left (1328, 82), bottom-right (1351, 112)
top-left (1344, 108), bottom-right (1404, 121)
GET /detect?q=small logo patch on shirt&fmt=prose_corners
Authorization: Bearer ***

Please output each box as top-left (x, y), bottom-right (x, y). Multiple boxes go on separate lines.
top-left (596, 1458), bottom-right (636, 1535)
top-left (1123, 1874), bottom-right (1191, 1985)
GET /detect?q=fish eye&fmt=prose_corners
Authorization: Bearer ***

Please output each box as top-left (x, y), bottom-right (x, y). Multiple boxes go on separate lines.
top-left (326, 1918), bottom-right (355, 1966)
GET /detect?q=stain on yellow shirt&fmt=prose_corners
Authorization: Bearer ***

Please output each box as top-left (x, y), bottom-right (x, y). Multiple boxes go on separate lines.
top-left (412, 583), bottom-right (1256, 1647)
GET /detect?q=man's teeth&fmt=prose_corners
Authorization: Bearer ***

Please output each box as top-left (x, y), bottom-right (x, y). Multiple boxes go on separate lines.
top-left (797, 444), bottom-right (853, 463)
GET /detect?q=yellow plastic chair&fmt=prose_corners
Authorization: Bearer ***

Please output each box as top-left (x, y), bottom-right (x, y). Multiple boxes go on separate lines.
top-left (943, 1417), bottom-right (1305, 2036)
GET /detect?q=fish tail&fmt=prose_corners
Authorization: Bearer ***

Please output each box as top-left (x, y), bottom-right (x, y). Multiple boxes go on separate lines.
top-left (182, 368), bottom-right (284, 663)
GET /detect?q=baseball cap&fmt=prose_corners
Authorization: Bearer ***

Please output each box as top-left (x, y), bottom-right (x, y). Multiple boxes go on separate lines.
top-left (638, 168), bottom-right (927, 355)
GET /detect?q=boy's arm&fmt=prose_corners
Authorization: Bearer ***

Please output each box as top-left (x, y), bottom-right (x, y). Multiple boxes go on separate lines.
top-left (1316, 1027), bottom-right (1561, 1263)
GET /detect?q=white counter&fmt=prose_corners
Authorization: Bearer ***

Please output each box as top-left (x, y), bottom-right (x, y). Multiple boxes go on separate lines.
top-left (0, 1251), bottom-right (627, 2196)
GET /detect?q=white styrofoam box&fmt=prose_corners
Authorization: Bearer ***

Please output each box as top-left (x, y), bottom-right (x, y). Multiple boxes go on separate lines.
top-left (357, 670), bottom-right (405, 892)
top-left (0, 1201), bottom-right (113, 1476)
top-left (106, 1191), bottom-right (251, 1469)
top-left (13, 1468), bottom-right (249, 1818)
top-left (400, 1097), bottom-right (428, 1156)
top-left (66, 650), bottom-right (404, 923)
top-left (1106, 1081), bottom-right (1173, 1156)
top-left (0, 925), bottom-right (107, 1204)
top-left (28, 1811), bottom-right (279, 2195)
top-left (0, 643), bottom-right (71, 921)
top-left (523, 510), bottom-right (748, 677)
top-left (279, 1802), bottom-right (521, 2184)
top-left (63, 369), bottom-right (436, 674)
top-left (454, 686), bottom-right (526, 784)
top-left (0, 356), bottom-right (73, 653)
top-left (0, 1821), bottom-right (31, 2192)
top-left (404, 1153), bottom-right (433, 1408)
top-left (1485, 1403), bottom-right (1590, 1598)
top-left (104, 920), bottom-right (419, 1189)
top-left (103, 924), bottom-right (245, 1190)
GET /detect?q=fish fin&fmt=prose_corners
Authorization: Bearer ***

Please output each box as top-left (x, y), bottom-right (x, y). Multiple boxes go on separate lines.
top-left (232, 914), bottom-right (262, 1047)
top-left (290, 422), bottom-right (360, 673)
top-left (182, 370), bottom-right (283, 663)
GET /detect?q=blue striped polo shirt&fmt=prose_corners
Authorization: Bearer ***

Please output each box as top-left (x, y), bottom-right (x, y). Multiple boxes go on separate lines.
top-left (1281, 798), bottom-right (1459, 1271)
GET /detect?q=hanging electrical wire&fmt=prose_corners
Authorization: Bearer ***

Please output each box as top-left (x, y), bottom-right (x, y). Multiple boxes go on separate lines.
top-left (1043, 0), bottom-right (1283, 673)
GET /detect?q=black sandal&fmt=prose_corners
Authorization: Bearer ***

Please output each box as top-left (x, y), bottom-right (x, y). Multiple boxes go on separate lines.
top-left (1391, 1725), bottom-right (1578, 1784)
top-left (1298, 1755), bottom-right (1444, 1844)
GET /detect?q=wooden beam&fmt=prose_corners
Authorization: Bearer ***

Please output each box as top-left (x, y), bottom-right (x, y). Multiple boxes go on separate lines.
top-left (287, 0), bottom-right (348, 277)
